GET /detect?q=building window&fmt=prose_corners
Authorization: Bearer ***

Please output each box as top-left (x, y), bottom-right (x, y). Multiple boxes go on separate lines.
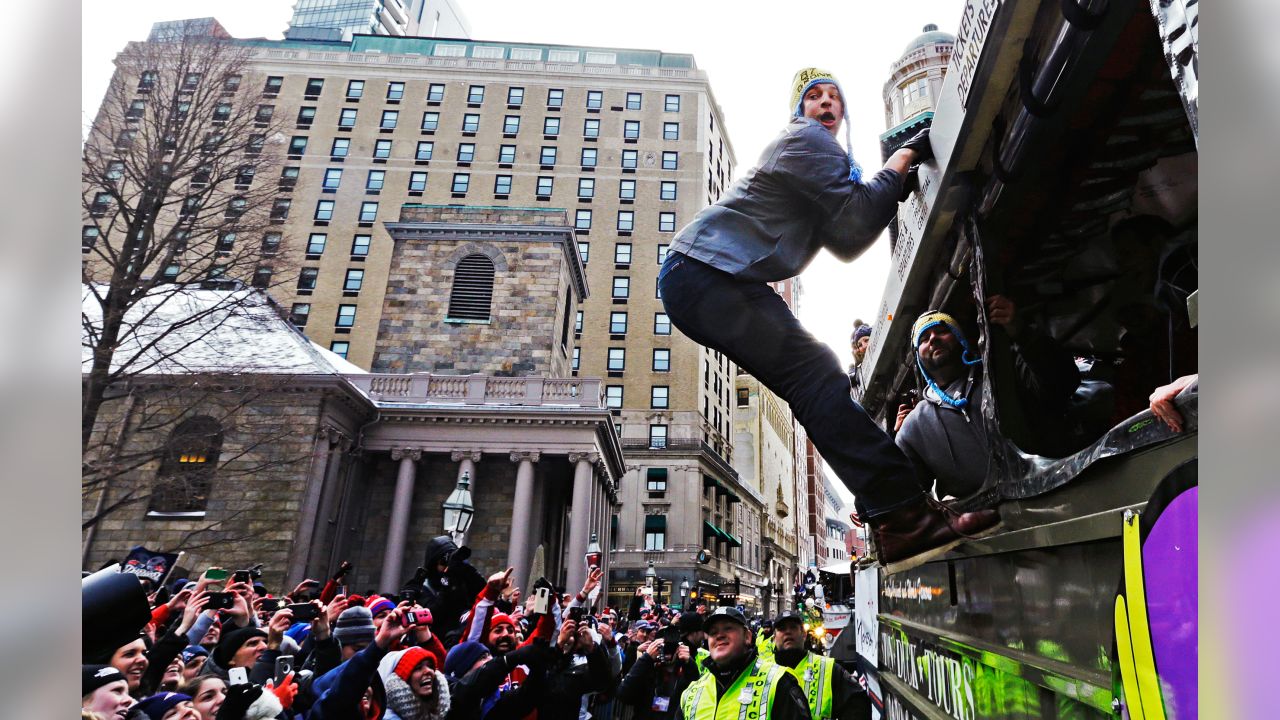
top-left (296, 106), bottom-right (316, 126)
top-left (901, 77), bottom-right (929, 105)
top-left (647, 467), bottom-right (668, 492)
top-left (619, 179), bottom-right (636, 200)
top-left (149, 416), bottom-right (222, 514)
top-left (458, 143), bottom-right (476, 162)
top-left (653, 348), bottom-right (671, 371)
top-left (624, 120), bottom-right (640, 139)
top-left (331, 138), bottom-right (350, 158)
top-left (494, 175), bottom-right (513, 194)
top-left (416, 141), bottom-right (434, 160)
top-left (346, 79), bottom-right (364, 99)
top-left (373, 139), bottom-right (392, 159)
top-left (306, 233), bottom-right (328, 255)
top-left (428, 83), bottom-right (445, 102)
top-left (261, 75), bottom-right (282, 95)
top-left (613, 277), bottom-right (630, 299)
top-left (574, 209), bottom-right (593, 230)
top-left (289, 136), bottom-right (308, 156)
top-left (409, 172), bottom-right (428, 191)
top-left (586, 90), bottom-right (603, 109)
top-left (255, 104), bottom-right (275, 123)
top-left (462, 114), bottom-right (480, 133)
top-left (433, 44), bottom-right (467, 57)
top-left (609, 311), bottom-right (628, 334)
top-left (662, 151), bottom-right (678, 170)
top-left (608, 348), bottom-right (626, 371)
top-left (583, 119), bottom-right (600, 138)
top-left (659, 212), bottom-right (676, 232)
top-left (329, 341), bottom-right (350, 359)
top-left (498, 145), bottom-right (517, 164)
top-left (344, 269), bottom-right (364, 292)
top-left (507, 87), bottom-right (524, 105)
top-left (323, 168), bottom-right (343, 189)
top-left (581, 148), bottom-right (597, 167)
top-left (351, 235), bottom-right (371, 257)
top-left (421, 112), bottom-right (440, 131)
top-left (252, 266), bottom-right (273, 288)
top-left (577, 241), bottom-right (590, 264)
top-left (366, 170), bottom-right (385, 190)
top-left (578, 177), bottom-right (594, 199)
top-left (605, 385), bottom-right (624, 408)
top-left (290, 303), bottom-right (310, 327)
top-left (339, 108), bottom-right (358, 128)
top-left (81, 226), bottom-right (99, 253)
top-left (543, 117), bottom-right (560, 136)
top-left (644, 514), bottom-right (667, 550)
top-left (536, 176), bottom-right (553, 196)
top-left (615, 243), bottom-right (632, 264)
top-left (335, 304), bottom-right (357, 328)
top-left (305, 78), bottom-right (324, 96)
top-left (617, 211), bottom-right (634, 232)
top-left (314, 201), bottom-right (335, 221)
top-left (447, 254), bottom-right (496, 322)
top-left (271, 199), bottom-right (291, 219)
top-left (655, 313), bottom-right (671, 335)
top-left (572, 347), bottom-right (580, 371)
top-left (137, 70), bottom-right (157, 92)
top-left (540, 146), bottom-right (558, 166)
top-left (622, 150), bottom-right (637, 169)
top-left (626, 92), bottom-right (642, 110)
top-left (651, 385), bottom-right (670, 409)
top-left (547, 88), bottom-right (564, 107)
top-left (575, 311), bottom-right (584, 333)
top-left (380, 110), bottom-right (399, 129)
top-left (468, 85), bottom-right (485, 104)
top-left (660, 181), bottom-right (677, 200)
top-left (359, 202), bottom-right (378, 222)
top-left (549, 49), bottom-right (580, 62)
top-left (387, 81), bottom-right (405, 101)
top-left (665, 94), bottom-right (681, 112)
top-left (663, 122), bottom-right (680, 140)
top-left (503, 115), bottom-right (521, 134)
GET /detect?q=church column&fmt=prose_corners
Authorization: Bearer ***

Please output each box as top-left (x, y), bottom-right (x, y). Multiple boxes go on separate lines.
top-left (565, 452), bottom-right (598, 593)
top-left (507, 451), bottom-right (540, 592)
top-left (380, 448), bottom-right (420, 591)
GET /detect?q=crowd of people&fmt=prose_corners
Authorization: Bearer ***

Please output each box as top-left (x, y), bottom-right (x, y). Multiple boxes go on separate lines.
top-left (83, 535), bottom-right (872, 720)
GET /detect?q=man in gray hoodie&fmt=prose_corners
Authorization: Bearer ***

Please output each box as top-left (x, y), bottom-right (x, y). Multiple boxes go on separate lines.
top-left (658, 68), bottom-right (998, 573)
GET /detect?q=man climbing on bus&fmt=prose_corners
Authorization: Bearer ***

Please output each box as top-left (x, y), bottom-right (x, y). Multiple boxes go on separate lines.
top-left (658, 67), bottom-right (999, 574)
top-left (896, 297), bottom-right (1080, 499)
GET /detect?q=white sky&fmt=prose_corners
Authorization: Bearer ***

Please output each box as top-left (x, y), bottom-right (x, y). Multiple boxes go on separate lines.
top-left (83, 0), bottom-right (964, 507)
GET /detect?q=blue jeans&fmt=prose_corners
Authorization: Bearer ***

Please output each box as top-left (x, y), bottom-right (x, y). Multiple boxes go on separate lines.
top-left (658, 252), bottom-right (922, 517)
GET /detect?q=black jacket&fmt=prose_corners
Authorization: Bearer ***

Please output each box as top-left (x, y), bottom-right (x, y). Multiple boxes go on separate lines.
top-left (420, 538), bottom-right (486, 641)
top-left (774, 649), bottom-right (871, 720)
top-left (618, 653), bottom-right (699, 720)
top-left (537, 645), bottom-right (617, 720)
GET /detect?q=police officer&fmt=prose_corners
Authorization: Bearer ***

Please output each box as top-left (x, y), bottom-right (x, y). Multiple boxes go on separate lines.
top-left (675, 612), bottom-right (711, 675)
top-left (772, 611), bottom-right (870, 720)
top-left (755, 619), bottom-right (776, 662)
top-left (678, 607), bottom-right (809, 720)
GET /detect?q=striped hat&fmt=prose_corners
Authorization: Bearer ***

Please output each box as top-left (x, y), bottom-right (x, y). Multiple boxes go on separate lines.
top-left (790, 67), bottom-right (862, 183)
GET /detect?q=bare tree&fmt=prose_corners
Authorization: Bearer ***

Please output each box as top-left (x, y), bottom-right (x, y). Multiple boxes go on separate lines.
top-left (81, 22), bottom-right (310, 542)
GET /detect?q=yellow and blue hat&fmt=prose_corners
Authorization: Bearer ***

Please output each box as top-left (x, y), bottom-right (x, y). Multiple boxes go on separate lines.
top-left (911, 310), bottom-right (982, 409)
top-left (790, 67), bottom-right (863, 183)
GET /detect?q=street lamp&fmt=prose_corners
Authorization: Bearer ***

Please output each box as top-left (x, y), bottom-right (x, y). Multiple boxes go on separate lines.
top-left (441, 471), bottom-right (475, 544)
top-left (585, 532), bottom-right (602, 569)
top-left (645, 561), bottom-right (658, 603)
top-left (680, 579), bottom-right (690, 606)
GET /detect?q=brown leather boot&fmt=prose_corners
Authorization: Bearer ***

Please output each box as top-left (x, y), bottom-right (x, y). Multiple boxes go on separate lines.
top-left (871, 497), bottom-right (1001, 574)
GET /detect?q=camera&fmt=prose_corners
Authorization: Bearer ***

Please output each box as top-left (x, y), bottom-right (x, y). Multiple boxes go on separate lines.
top-left (567, 605), bottom-right (584, 623)
top-left (274, 655), bottom-right (294, 686)
top-left (233, 570), bottom-right (251, 584)
top-left (659, 626), bottom-right (681, 661)
top-left (398, 588), bottom-right (420, 604)
top-left (205, 592), bottom-right (235, 610)
top-left (399, 609), bottom-right (431, 627)
top-left (287, 603), bottom-right (318, 622)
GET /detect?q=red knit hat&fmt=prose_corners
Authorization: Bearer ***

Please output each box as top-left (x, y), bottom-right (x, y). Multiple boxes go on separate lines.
top-left (489, 613), bottom-right (515, 629)
top-left (393, 647), bottom-right (432, 681)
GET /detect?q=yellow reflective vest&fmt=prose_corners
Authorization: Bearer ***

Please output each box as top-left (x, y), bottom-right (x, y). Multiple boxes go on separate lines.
top-left (680, 656), bottom-right (788, 720)
top-left (784, 652), bottom-right (836, 719)
top-left (756, 635), bottom-right (775, 661)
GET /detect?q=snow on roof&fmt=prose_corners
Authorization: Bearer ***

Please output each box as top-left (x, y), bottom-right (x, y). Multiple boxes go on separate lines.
top-left (311, 341), bottom-right (368, 374)
top-left (82, 284), bottom-right (366, 377)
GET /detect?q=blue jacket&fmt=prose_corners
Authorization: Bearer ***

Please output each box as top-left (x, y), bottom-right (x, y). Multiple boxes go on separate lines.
top-left (670, 117), bottom-right (905, 283)
top-left (308, 643), bottom-right (388, 720)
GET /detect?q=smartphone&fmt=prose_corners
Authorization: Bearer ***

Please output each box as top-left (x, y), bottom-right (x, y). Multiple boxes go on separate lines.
top-left (287, 603), bottom-right (318, 622)
top-left (274, 655), bottom-right (294, 686)
top-left (567, 605), bottom-right (584, 622)
top-left (204, 568), bottom-right (229, 582)
top-left (233, 570), bottom-right (251, 584)
top-left (398, 589), bottom-right (419, 604)
top-left (533, 587), bottom-right (551, 614)
top-left (205, 592), bottom-right (235, 610)
top-left (660, 626), bottom-right (681, 659)
top-left (228, 667), bottom-right (249, 686)
top-left (641, 586), bottom-right (654, 596)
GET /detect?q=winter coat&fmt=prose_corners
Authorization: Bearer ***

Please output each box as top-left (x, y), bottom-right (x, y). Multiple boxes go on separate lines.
top-left (377, 650), bottom-right (452, 720)
top-left (308, 642), bottom-right (389, 720)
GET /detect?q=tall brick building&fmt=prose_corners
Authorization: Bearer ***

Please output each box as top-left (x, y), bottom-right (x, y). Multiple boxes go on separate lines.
top-left (84, 21), bottom-right (763, 603)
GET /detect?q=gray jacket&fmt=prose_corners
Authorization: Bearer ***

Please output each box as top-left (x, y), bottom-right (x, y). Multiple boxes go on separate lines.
top-left (670, 117), bottom-right (905, 282)
top-left (895, 372), bottom-right (988, 500)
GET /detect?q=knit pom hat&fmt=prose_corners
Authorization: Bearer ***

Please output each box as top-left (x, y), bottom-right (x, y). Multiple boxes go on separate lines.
top-left (366, 595), bottom-right (396, 617)
top-left (852, 324), bottom-right (873, 343)
top-left (790, 67), bottom-right (863, 183)
top-left (911, 310), bottom-right (982, 409)
top-left (334, 604), bottom-right (376, 647)
top-left (393, 646), bottom-right (432, 681)
top-left (444, 641), bottom-right (491, 680)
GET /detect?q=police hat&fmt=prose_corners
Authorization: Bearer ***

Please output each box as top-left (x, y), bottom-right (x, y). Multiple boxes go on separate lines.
top-left (703, 606), bottom-right (751, 633)
top-left (773, 610), bottom-right (805, 628)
